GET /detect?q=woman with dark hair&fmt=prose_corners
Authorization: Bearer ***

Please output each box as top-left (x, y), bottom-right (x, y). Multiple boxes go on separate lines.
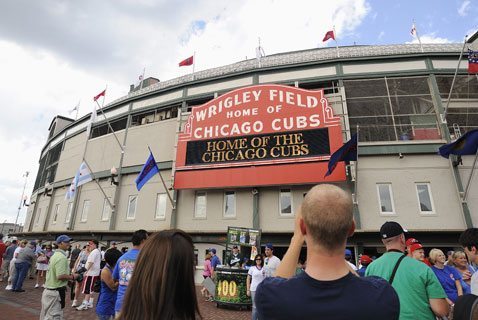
top-left (119, 229), bottom-right (201, 320)
top-left (96, 248), bottom-right (122, 320)
top-left (246, 254), bottom-right (266, 320)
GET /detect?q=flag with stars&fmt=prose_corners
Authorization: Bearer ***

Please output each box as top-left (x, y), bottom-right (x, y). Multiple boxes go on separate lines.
top-left (468, 50), bottom-right (478, 74)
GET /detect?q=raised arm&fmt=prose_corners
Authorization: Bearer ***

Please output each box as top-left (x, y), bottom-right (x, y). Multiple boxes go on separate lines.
top-left (275, 207), bottom-right (304, 279)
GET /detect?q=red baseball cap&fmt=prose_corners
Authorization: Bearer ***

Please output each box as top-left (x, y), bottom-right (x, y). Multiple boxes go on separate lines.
top-left (406, 238), bottom-right (420, 246)
top-left (409, 243), bottom-right (423, 253)
top-left (360, 255), bottom-right (373, 264)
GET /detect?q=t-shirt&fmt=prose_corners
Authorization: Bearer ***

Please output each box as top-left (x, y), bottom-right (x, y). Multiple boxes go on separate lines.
top-left (45, 249), bottom-right (69, 289)
top-left (248, 265), bottom-right (266, 292)
top-left (357, 266), bottom-right (367, 277)
top-left (471, 272), bottom-right (478, 295)
top-left (366, 252), bottom-right (446, 320)
top-left (4, 244), bottom-right (16, 261)
top-left (264, 255), bottom-right (281, 277)
top-left (347, 260), bottom-right (358, 271)
top-left (113, 248), bottom-right (139, 312)
top-left (431, 265), bottom-right (462, 302)
top-left (256, 272), bottom-right (399, 320)
top-left (211, 255), bottom-right (221, 269)
top-left (86, 248), bottom-right (102, 276)
top-left (0, 242), bottom-right (6, 262)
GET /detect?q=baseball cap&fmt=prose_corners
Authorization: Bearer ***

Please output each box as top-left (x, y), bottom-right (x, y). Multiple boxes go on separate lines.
top-left (30, 241), bottom-right (37, 246)
top-left (210, 248), bottom-right (216, 254)
top-left (380, 221), bottom-right (406, 239)
top-left (405, 238), bottom-right (420, 247)
top-left (345, 249), bottom-right (352, 256)
top-left (232, 245), bottom-right (238, 249)
top-left (56, 235), bottom-right (72, 244)
top-left (265, 243), bottom-right (274, 250)
top-left (360, 255), bottom-right (372, 264)
top-left (111, 241), bottom-right (117, 245)
top-left (409, 243), bottom-right (424, 254)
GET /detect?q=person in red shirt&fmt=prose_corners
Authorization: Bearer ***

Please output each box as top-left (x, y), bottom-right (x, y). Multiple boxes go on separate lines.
top-left (0, 234), bottom-right (6, 281)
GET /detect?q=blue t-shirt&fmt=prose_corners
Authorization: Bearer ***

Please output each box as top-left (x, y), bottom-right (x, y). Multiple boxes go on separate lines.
top-left (431, 265), bottom-right (462, 303)
top-left (211, 255), bottom-right (221, 269)
top-left (112, 249), bottom-right (140, 312)
top-left (357, 266), bottom-right (367, 277)
top-left (256, 272), bottom-right (399, 320)
top-left (96, 265), bottom-right (117, 316)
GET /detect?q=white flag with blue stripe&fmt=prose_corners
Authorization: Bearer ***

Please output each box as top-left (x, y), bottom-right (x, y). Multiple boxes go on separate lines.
top-left (76, 161), bottom-right (93, 187)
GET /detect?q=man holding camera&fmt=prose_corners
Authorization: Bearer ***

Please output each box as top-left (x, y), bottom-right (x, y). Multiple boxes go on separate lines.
top-left (40, 234), bottom-right (78, 320)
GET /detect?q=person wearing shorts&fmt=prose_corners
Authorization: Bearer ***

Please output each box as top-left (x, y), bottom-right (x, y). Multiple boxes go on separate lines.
top-left (77, 240), bottom-right (101, 311)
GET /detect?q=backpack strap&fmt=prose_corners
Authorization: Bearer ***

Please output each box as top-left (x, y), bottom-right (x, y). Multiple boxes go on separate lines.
top-left (389, 254), bottom-right (406, 285)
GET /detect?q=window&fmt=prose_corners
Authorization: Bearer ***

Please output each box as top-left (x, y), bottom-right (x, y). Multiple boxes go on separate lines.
top-left (80, 200), bottom-right (90, 222)
top-left (102, 198), bottom-right (112, 221)
top-left (52, 204), bottom-right (60, 224)
top-left (377, 184), bottom-right (395, 214)
top-left (65, 202), bottom-right (73, 223)
top-left (127, 195), bottom-right (137, 220)
top-left (345, 76), bottom-right (438, 142)
top-left (35, 208), bottom-right (42, 226)
top-left (223, 191), bottom-right (236, 218)
top-left (155, 193), bottom-right (167, 219)
top-left (416, 183), bottom-right (434, 213)
top-left (194, 192), bottom-right (207, 218)
top-left (280, 189), bottom-right (293, 216)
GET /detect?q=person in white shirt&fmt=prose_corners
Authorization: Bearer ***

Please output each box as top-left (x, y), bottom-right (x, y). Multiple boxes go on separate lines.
top-left (263, 243), bottom-right (281, 277)
top-left (345, 249), bottom-right (358, 271)
top-left (77, 239), bottom-right (102, 311)
top-left (247, 254), bottom-right (267, 320)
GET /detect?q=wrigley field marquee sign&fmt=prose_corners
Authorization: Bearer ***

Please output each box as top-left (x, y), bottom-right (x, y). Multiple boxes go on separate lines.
top-left (174, 84), bottom-right (346, 189)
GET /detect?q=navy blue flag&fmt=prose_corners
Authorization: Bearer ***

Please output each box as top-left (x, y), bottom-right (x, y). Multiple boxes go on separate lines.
top-left (325, 133), bottom-right (358, 177)
top-left (135, 151), bottom-right (160, 191)
top-left (438, 129), bottom-right (478, 159)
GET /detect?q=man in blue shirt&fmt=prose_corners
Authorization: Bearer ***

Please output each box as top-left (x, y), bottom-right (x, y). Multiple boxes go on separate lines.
top-left (209, 248), bottom-right (221, 271)
top-left (256, 184), bottom-right (399, 320)
top-left (113, 229), bottom-right (148, 316)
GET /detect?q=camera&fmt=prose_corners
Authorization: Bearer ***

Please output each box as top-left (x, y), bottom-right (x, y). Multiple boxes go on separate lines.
top-left (75, 267), bottom-right (87, 283)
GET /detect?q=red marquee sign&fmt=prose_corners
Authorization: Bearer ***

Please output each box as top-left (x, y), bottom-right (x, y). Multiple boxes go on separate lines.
top-left (174, 84), bottom-right (346, 189)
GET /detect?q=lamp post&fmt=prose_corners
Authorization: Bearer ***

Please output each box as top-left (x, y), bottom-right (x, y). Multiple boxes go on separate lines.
top-left (15, 171), bottom-right (29, 232)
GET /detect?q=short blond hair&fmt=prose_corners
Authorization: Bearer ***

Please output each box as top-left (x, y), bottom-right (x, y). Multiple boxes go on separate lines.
top-left (302, 184), bottom-right (353, 251)
top-left (429, 248), bottom-right (444, 265)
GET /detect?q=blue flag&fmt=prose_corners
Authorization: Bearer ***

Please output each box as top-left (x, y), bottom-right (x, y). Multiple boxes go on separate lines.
top-left (438, 129), bottom-right (478, 159)
top-left (135, 151), bottom-right (160, 191)
top-left (325, 134), bottom-right (358, 177)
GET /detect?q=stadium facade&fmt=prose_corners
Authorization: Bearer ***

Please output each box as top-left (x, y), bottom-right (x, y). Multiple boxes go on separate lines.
top-left (20, 40), bottom-right (478, 260)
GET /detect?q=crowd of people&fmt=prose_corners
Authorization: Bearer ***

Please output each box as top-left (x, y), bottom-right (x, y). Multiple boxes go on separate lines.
top-left (2, 184), bottom-right (478, 319)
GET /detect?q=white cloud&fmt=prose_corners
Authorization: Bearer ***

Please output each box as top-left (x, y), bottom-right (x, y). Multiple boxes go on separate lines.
top-left (0, 0), bottom-right (371, 226)
top-left (458, 0), bottom-right (471, 16)
top-left (406, 33), bottom-right (452, 44)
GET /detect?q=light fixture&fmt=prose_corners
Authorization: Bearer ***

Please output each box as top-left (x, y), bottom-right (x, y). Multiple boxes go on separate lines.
top-left (23, 195), bottom-right (29, 207)
top-left (453, 156), bottom-right (463, 167)
top-left (110, 167), bottom-right (119, 186)
top-left (398, 153), bottom-right (404, 159)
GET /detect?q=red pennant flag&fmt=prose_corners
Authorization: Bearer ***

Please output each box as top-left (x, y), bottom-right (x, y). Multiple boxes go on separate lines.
top-left (179, 56), bottom-right (194, 67)
top-left (94, 89), bottom-right (106, 102)
top-left (322, 30), bottom-right (335, 42)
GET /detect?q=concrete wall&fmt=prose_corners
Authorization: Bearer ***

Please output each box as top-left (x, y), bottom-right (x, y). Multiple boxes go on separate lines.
top-left (357, 155), bottom-right (466, 231)
top-left (55, 132), bottom-right (88, 181)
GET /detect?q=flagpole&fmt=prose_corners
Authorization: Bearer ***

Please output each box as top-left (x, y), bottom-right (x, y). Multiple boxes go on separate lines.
top-left (462, 147), bottom-right (478, 202)
top-left (94, 87), bottom-right (125, 152)
top-left (140, 67), bottom-right (145, 89)
top-left (442, 35), bottom-right (469, 122)
top-left (75, 100), bottom-right (80, 120)
top-left (413, 20), bottom-right (424, 53)
top-left (353, 125), bottom-right (359, 205)
top-left (333, 25), bottom-right (340, 58)
top-left (82, 159), bottom-right (115, 209)
top-left (148, 146), bottom-right (175, 208)
top-left (192, 52), bottom-right (196, 81)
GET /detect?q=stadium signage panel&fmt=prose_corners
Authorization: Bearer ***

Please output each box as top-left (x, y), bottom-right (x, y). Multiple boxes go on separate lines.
top-left (174, 84), bottom-right (346, 189)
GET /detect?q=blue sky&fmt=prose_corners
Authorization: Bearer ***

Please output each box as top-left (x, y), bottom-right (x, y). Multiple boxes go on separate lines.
top-left (0, 0), bottom-right (475, 226)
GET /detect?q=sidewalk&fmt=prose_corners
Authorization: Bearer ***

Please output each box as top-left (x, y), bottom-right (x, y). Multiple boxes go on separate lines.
top-left (0, 277), bottom-right (251, 319)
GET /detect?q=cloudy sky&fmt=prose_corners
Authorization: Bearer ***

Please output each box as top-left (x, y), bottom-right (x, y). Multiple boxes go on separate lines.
top-left (0, 0), bottom-right (476, 226)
